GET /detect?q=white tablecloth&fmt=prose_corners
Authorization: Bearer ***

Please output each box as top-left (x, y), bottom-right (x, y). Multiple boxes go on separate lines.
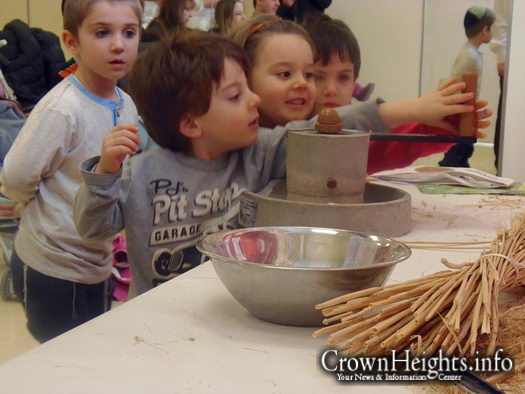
top-left (0, 182), bottom-right (522, 393)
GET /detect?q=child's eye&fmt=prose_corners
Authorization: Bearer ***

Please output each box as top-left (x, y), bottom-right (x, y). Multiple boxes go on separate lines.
top-left (228, 93), bottom-right (241, 101)
top-left (95, 30), bottom-right (109, 38)
top-left (276, 71), bottom-right (291, 79)
top-left (338, 74), bottom-right (351, 82)
top-left (124, 29), bottom-right (137, 39)
top-left (304, 72), bottom-right (314, 80)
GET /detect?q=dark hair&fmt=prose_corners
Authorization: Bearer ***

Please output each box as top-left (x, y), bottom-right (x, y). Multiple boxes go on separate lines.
top-left (303, 13), bottom-right (360, 79)
top-left (129, 31), bottom-right (248, 152)
top-left (229, 13), bottom-right (314, 74)
top-left (214, 0), bottom-right (240, 35)
top-left (464, 6), bottom-right (495, 38)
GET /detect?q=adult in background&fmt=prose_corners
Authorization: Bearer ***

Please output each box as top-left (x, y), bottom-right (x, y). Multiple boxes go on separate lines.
top-left (294, 0), bottom-right (332, 24)
top-left (490, 0), bottom-right (510, 170)
top-left (213, 0), bottom-right (245, 35)
top-left (277, 0), bottom-right (295, 21)
top-left (142, 0), bottom-right (195, 42)
top-left (253, 0), bottom-right (279, 16)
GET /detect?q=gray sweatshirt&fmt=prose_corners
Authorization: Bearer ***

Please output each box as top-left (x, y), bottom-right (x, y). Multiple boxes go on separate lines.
top-left (2, 76), bottom-right (137, 283)
top-left (74, 101), bottom-right (389, 296)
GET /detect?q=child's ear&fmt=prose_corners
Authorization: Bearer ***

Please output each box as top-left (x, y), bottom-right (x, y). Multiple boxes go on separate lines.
top-left (62, 30), bottom-right (80, 57)
top-left (179, 115), bottom-right (203, 139)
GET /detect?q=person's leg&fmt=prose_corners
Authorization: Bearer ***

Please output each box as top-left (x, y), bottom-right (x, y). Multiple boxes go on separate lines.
top-left (11, 250), bottom-right (113, 342)
top-left (439, 143), bottom-right (474, 167)
top-left (75, 279), bottom-right (113, 323)
top-left (23, 264), bottom-right (82, 343)
top-left (494, 74), bottom-right (503, 169)
top-left (10, 249), bottom-right (25, 304)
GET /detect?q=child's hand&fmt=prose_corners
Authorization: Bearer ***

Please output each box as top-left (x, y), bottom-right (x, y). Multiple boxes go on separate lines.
top-left (96, 123), bottom-right (140, 174)
top-left (414, 77), bottom-right (475, 131)
top-left (378, 78), bottom-right (476, 130)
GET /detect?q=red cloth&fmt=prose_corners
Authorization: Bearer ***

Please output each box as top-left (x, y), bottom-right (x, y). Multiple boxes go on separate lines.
top-left (58, 63), bottom-right (78, 79)
top-left (367, 116), bottom-right (458, 174)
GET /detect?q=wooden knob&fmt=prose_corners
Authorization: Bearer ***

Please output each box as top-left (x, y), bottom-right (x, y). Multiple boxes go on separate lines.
top-left (315, 108), bottom-right (342, 134)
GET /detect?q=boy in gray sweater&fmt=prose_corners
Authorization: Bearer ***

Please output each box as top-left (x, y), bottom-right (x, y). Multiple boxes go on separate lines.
top-left (2, 0), bottom-right (142, 342)
top-left (74, 31), bottom-right (477, 297)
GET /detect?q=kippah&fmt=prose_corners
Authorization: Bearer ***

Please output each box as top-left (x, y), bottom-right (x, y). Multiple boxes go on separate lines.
top-left (464, 6), bottom-right (488, 28)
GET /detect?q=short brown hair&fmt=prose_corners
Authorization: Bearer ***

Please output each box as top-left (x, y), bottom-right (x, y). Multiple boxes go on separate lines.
top-left (303, 14), bottom-right (361, 79)
top-left (63, 0), bottom-right (143, 37)
top-left (229, 14), bottom-right (314, 74)
top-left (129, 31), bottom-right (248, 152)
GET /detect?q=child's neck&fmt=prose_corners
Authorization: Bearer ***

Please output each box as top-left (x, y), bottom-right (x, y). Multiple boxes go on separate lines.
top-left (189, 141), bottom-right (226, 160)
top-left (74, 66), bottom-right (119, 102)
top-left (468, 36), bottom-right (484, 49)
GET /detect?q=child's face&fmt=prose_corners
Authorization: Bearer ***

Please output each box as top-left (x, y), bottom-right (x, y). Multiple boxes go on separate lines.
top-left (249, 34), bottom-right (316, 127)
top-left (183, 1), bottom-right (194, 23)
top-left (68, 1), bottom-right (140, 84)
top-left (257, 0), bottom-right (280, 14)
top-left (231, 2), bottom-right (245, 26)
top-left (482, 25), bottom-right (493, 44)
top-left (194, 57), bottom-right (260, 156)
top-left (313, 53), bottom-right (356, 115)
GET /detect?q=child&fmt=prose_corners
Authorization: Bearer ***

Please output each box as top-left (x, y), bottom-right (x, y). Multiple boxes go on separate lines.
top-left (303, 13), bottom-right (491, 174)
top-left (142, 0), bottom-right (196, 43)
top-left (74, 30), bottom-right (445, 297)
top-left (213, 0), bottom-right (245, 35)
top-left (229, 14), bottom-right (480, 131)
top-left (440, 6), bottom-right (495, 168)
top-left (252, 0), bottom-right (280, 16)
top-left (1, 0), bottom-right (141, 342)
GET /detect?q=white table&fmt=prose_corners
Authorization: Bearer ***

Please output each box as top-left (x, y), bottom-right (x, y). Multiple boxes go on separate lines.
top-left (0, 182), bottom-right (523, 393)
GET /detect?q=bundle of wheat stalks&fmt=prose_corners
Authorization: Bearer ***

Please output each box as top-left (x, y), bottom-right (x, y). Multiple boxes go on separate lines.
top-left (314, 214), bottom-right (525, 358)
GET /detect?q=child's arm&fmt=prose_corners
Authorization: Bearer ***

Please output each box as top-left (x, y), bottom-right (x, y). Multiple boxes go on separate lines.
top-left (378, 78), bottom-right (476, 132)
top-left (74, 124), bottom-right (140, 241)
top-left (367, 100), bottom-right (491, 174)
top-left (2, 108), bottom-right (71, 203)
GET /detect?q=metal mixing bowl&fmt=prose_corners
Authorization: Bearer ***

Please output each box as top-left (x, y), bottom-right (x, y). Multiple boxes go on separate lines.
top-left (197, 226), bottom-right (411, 327)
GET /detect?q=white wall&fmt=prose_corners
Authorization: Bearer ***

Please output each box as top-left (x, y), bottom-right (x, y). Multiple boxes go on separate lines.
top-left (327, 0), bottom-right (423, 102)
top-left (500, 0), bottom-right (523, 181)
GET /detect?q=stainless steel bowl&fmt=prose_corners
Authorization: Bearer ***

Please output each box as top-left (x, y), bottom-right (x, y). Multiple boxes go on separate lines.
top-left (197, 226), bottom-right (411, 327)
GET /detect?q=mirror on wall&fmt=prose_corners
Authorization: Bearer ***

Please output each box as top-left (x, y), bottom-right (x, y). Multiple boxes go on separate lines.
top-left (0, 0), bottom-right (514, 176)
top-left (326, 0), bottom-right (507, 175)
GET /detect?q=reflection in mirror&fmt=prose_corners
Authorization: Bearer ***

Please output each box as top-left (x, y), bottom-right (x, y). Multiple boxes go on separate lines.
top-left (325, 0), bottom-right (508, 174)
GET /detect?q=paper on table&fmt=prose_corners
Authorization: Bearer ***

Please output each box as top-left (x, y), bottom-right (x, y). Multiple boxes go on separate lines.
top-left (372, 166), bottom-right (514, 189)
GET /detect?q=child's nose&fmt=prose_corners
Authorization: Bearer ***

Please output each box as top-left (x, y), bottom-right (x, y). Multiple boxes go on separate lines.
top-left (323, 81), bottom-right (337, 95)
top-left (249, 91), bottom-right (261, 108)
top-left (292, 74), bottom-right (308, 89)
top-left (110, 36), bottom-right (125, 52)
